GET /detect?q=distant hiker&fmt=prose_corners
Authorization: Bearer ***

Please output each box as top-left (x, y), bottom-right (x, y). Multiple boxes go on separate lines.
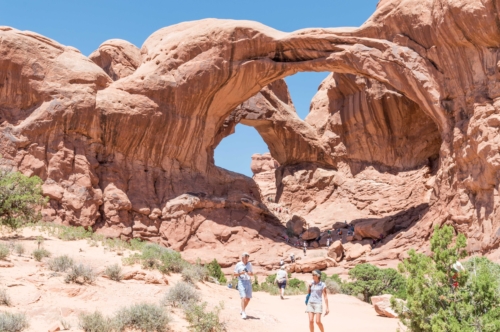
top-left (234, 252), bottom-right (254, 319)
top-left (326, 238), bottom-right (330, 247)
top-left (276, 266), bottom-right (288, 300)
top-left (306, 270), bottom-right (329, 332)
top-left (327, 229), bottom-right (331, 237)
top-left (290, 253), bottom-right (295, 263)
top-left (303, 244), bottom-right (307, 257)
top-left (280, 258), bottom-right (285, 267)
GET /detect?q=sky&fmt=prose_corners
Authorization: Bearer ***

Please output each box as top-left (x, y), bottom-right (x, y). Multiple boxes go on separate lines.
top-left (0, 0), bottom-right (379, 176)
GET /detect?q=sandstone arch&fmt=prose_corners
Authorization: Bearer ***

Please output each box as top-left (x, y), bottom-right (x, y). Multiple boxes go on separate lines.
top-left (2, 0), bottom-right (500, 264)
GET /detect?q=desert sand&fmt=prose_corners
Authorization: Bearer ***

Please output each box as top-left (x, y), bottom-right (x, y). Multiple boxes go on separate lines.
top-left (0, 227), bottom-right (399, 332)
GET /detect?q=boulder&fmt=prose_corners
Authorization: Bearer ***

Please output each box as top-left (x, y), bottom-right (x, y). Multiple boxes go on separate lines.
top-left (327, 240), bottom-right (344, 262)
top-left (354, 217), bottom-right (395, 240)
top-left (289, 257), bottom-right (336, 273)
top-left (345, 243), bottom-right (370, 261)
top-left (302, 227), bottom-right (321, 241)
top-left (332, 222), bottom-right (349, 230)
top-left (286, 215), bottom-right (306, 236)
top-left (371, 294), bottom-right (399, 318)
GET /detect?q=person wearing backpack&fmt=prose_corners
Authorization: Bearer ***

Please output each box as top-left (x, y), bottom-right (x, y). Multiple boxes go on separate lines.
top-left (275, 265), bottom-right (288, 299)
top-left (305, 270), bottom-right (329, 332)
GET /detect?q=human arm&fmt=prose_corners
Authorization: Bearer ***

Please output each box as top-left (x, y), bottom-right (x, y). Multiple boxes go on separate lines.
top-left (323, 287), bottom-right (329, 316)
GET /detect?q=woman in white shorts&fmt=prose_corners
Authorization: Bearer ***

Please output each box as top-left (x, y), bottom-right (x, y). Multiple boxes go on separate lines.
top-left (306, 270), bottom-right (329, 332)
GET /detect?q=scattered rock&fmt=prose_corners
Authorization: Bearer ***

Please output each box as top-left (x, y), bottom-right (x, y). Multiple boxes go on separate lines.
top-left (371, 294), bottom-right (399, 318)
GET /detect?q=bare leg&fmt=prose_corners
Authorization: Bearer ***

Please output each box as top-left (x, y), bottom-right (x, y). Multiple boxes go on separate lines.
top-left (315, 314), bottom-right (324, 332)
top-left (308, 312), bottom-right (315, 332)
top-left (243, 298), bottom-right (250, 311)
top-left (240, 297), bottom-right (246, 312)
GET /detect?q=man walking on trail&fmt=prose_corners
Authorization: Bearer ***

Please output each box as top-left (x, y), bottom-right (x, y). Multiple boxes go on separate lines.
top-left (234, 252), bottom-right (254, 319)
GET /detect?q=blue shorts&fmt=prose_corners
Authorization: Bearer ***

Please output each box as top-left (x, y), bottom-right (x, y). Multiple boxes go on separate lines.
top-left (238, 280), bottom-right (252, 299)
top-left (278, 281), bottom-right (287, 289)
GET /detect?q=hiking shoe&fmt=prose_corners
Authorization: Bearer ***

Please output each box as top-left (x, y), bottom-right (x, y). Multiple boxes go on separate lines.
top-left (241, 312), bottom-right (247, 319)
top-left (280, 295), bottom-right (284, 300)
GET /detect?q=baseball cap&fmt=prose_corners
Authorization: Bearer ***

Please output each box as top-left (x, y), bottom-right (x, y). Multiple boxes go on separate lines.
top-left (280, 266), bottom-right (285, 270)
top-left (241, 252), bottom-right (250, 257)
top-left (312, 269), bottom-right (321, 276)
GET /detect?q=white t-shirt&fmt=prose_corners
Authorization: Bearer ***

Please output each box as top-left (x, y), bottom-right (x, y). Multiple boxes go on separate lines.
top-left (277, 270), bottom-right (287, 283)
top-left (234, 261), bottom-right (253, 281)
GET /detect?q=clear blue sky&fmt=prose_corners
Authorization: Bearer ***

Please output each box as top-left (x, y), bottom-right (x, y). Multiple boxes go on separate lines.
top-left (0, 0), bottom-right (379, 176)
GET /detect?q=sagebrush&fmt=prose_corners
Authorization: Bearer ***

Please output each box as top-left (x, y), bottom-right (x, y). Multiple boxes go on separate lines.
top-left (162, 282), bottom-right (200, 308)
top-left (0, 311), bottom-right (29, 332)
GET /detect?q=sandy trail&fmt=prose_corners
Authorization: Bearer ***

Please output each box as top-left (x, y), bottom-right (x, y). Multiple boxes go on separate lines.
top-left (0, 228), bottom-right (400, 331)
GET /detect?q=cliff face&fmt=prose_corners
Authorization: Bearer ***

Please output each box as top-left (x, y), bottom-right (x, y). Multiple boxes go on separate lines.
top-left (2, 0), bottom-right (500, 266)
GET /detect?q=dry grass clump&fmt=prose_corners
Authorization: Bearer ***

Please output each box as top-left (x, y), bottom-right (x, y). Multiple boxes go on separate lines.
top-left (79, 304), bottom-right (170, 332)
top-left (162, 282), bottom-right (200, 308)
top-left (104, 264), bottom-right (123, 282)
top-left (181, 264), bottom-right (208, 284)
top-left (324, 279), bottom-right (341, 294)
top-left (13, 243), bottom-right (25, 256)
top-left (113, 303), bottom-right (170, 332)
top-left (48, 255), bottom-right (74, 272)
top-left (0, 244), bottom-right (9, 260)
top-left (79, 311), bottom-right (112, 332)
top-left (0, 289), bottom-right (11, 307)
top-left (65, 263), bottom-right (96, 285)
top-left (32, 248), bottom-right (51, 262)
top-left (184, 301), bottom-right (226, 332)
top-left (0, 311), bottom-right (29, 331)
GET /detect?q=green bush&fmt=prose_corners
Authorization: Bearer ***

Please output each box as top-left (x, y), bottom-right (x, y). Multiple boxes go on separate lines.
top-left (124, 244), bottom-right (187, 274)
top-left (341, 264), bottom-right (406, 302)
top-left (162, 282), bottom-right (200, 308)
top-left (329, 274), bottom-right (342, 284)
top-left (58, 226), bottom-right (93, 241)
top-left (0, 171), bottom-right (47, 229)
top-left (113, 303), bottom-right (170, 332)
top-left (0, 244), bottom-right (9, 260)
top-left (265, 274), bottom-right (276, 285)
top-left (0, 311), bottom-right (29, 332)
top-left (0, 289), bottom-right (11, 306)
top-left (104, 264), bottom-right (123, 282)
top-left (48, 255), bottom-right (74, 272)
top-left (13, 244), bottom-right (24, 256)
top-left (288, 278), bottom-right (305, 289)
top-left (184, 301), bottom-right (226, 332)
top-left (65, 263), bottom-right (96, 284)
top-left (394, 225), bottom-right (500, 332)
top-left (206, 259), bottom-right (227, 284)
top-left (182, 263), bottom-right (208, 284)
top-left (32, 248), bottom-right (50, 262)
top-left (79, 311), bottom-right (112, 332)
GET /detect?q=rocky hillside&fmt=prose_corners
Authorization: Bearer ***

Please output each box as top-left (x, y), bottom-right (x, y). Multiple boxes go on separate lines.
top-left (1, 0), bottom-right (500, 267)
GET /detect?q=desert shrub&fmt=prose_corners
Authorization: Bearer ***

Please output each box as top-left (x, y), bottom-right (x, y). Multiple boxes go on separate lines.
top-left (0, 289), bottom-right (11, 306)
top-left (329, 274), bottom-right (342, 284)
top-left (104, 264), bottom-right (123, 282)
top-left (58, 226), bottom-right (93, 241)
top-left (0, 171), bottom-right (47, 229)
top-left (324, 279), bottom-right (341, 294)
top-left (79, 311), bottom-right (113, 332)
top-left (321, 272), bottom-right (328, 281)
top-left (394, 225), bottom-right (500, 332)
top-left (0, 311), bottom-right (29, 331)
top-left (13, 244), bottom-right (24, 256)
top-left (288, 278), bottom-right (305, 289)
top-left (124, 243), bottom-right (187, 274)
top-left (182, 264), bottom-right (208, 284)
top-left (184, 301), bottom-right (226, 332)
top-left (162, 282), bottom-right (200, 308)
top-left (60, 319), bottom-right (71, 330)
top-left (32, 248), bottom-right (50, 262)
top-left (341, 264), bottom-right (406, 302)
top-left (113, 303), bottom-right (170, 332)
top-left (265, 274), bottom-right (276, 285)
top-left (48, 255), bottom-right (74, 272)
top-left (0, 244), bottom-right (9, 260)
top-left (65, 263), bottom-right (96, 284)
top-left (206, 259), bottom-right (227, 284)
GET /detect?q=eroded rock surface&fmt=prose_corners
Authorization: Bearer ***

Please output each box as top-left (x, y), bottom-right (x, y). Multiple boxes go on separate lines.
top-left (3, 0), bottom-right (500, 267)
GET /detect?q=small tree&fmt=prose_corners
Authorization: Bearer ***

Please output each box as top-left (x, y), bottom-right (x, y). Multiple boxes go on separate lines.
top-left (206, 259), bottom-right (227, 284)
top-left (395, 225), bottom-right (500, 331)
top-left (0, 171), bottom-right (47, 229)
top-left (341, 263), bottom-right (406, 302)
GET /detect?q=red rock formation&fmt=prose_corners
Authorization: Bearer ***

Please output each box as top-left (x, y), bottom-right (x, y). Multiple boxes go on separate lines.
top-left (2, 0), bottom-right (500, 268)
